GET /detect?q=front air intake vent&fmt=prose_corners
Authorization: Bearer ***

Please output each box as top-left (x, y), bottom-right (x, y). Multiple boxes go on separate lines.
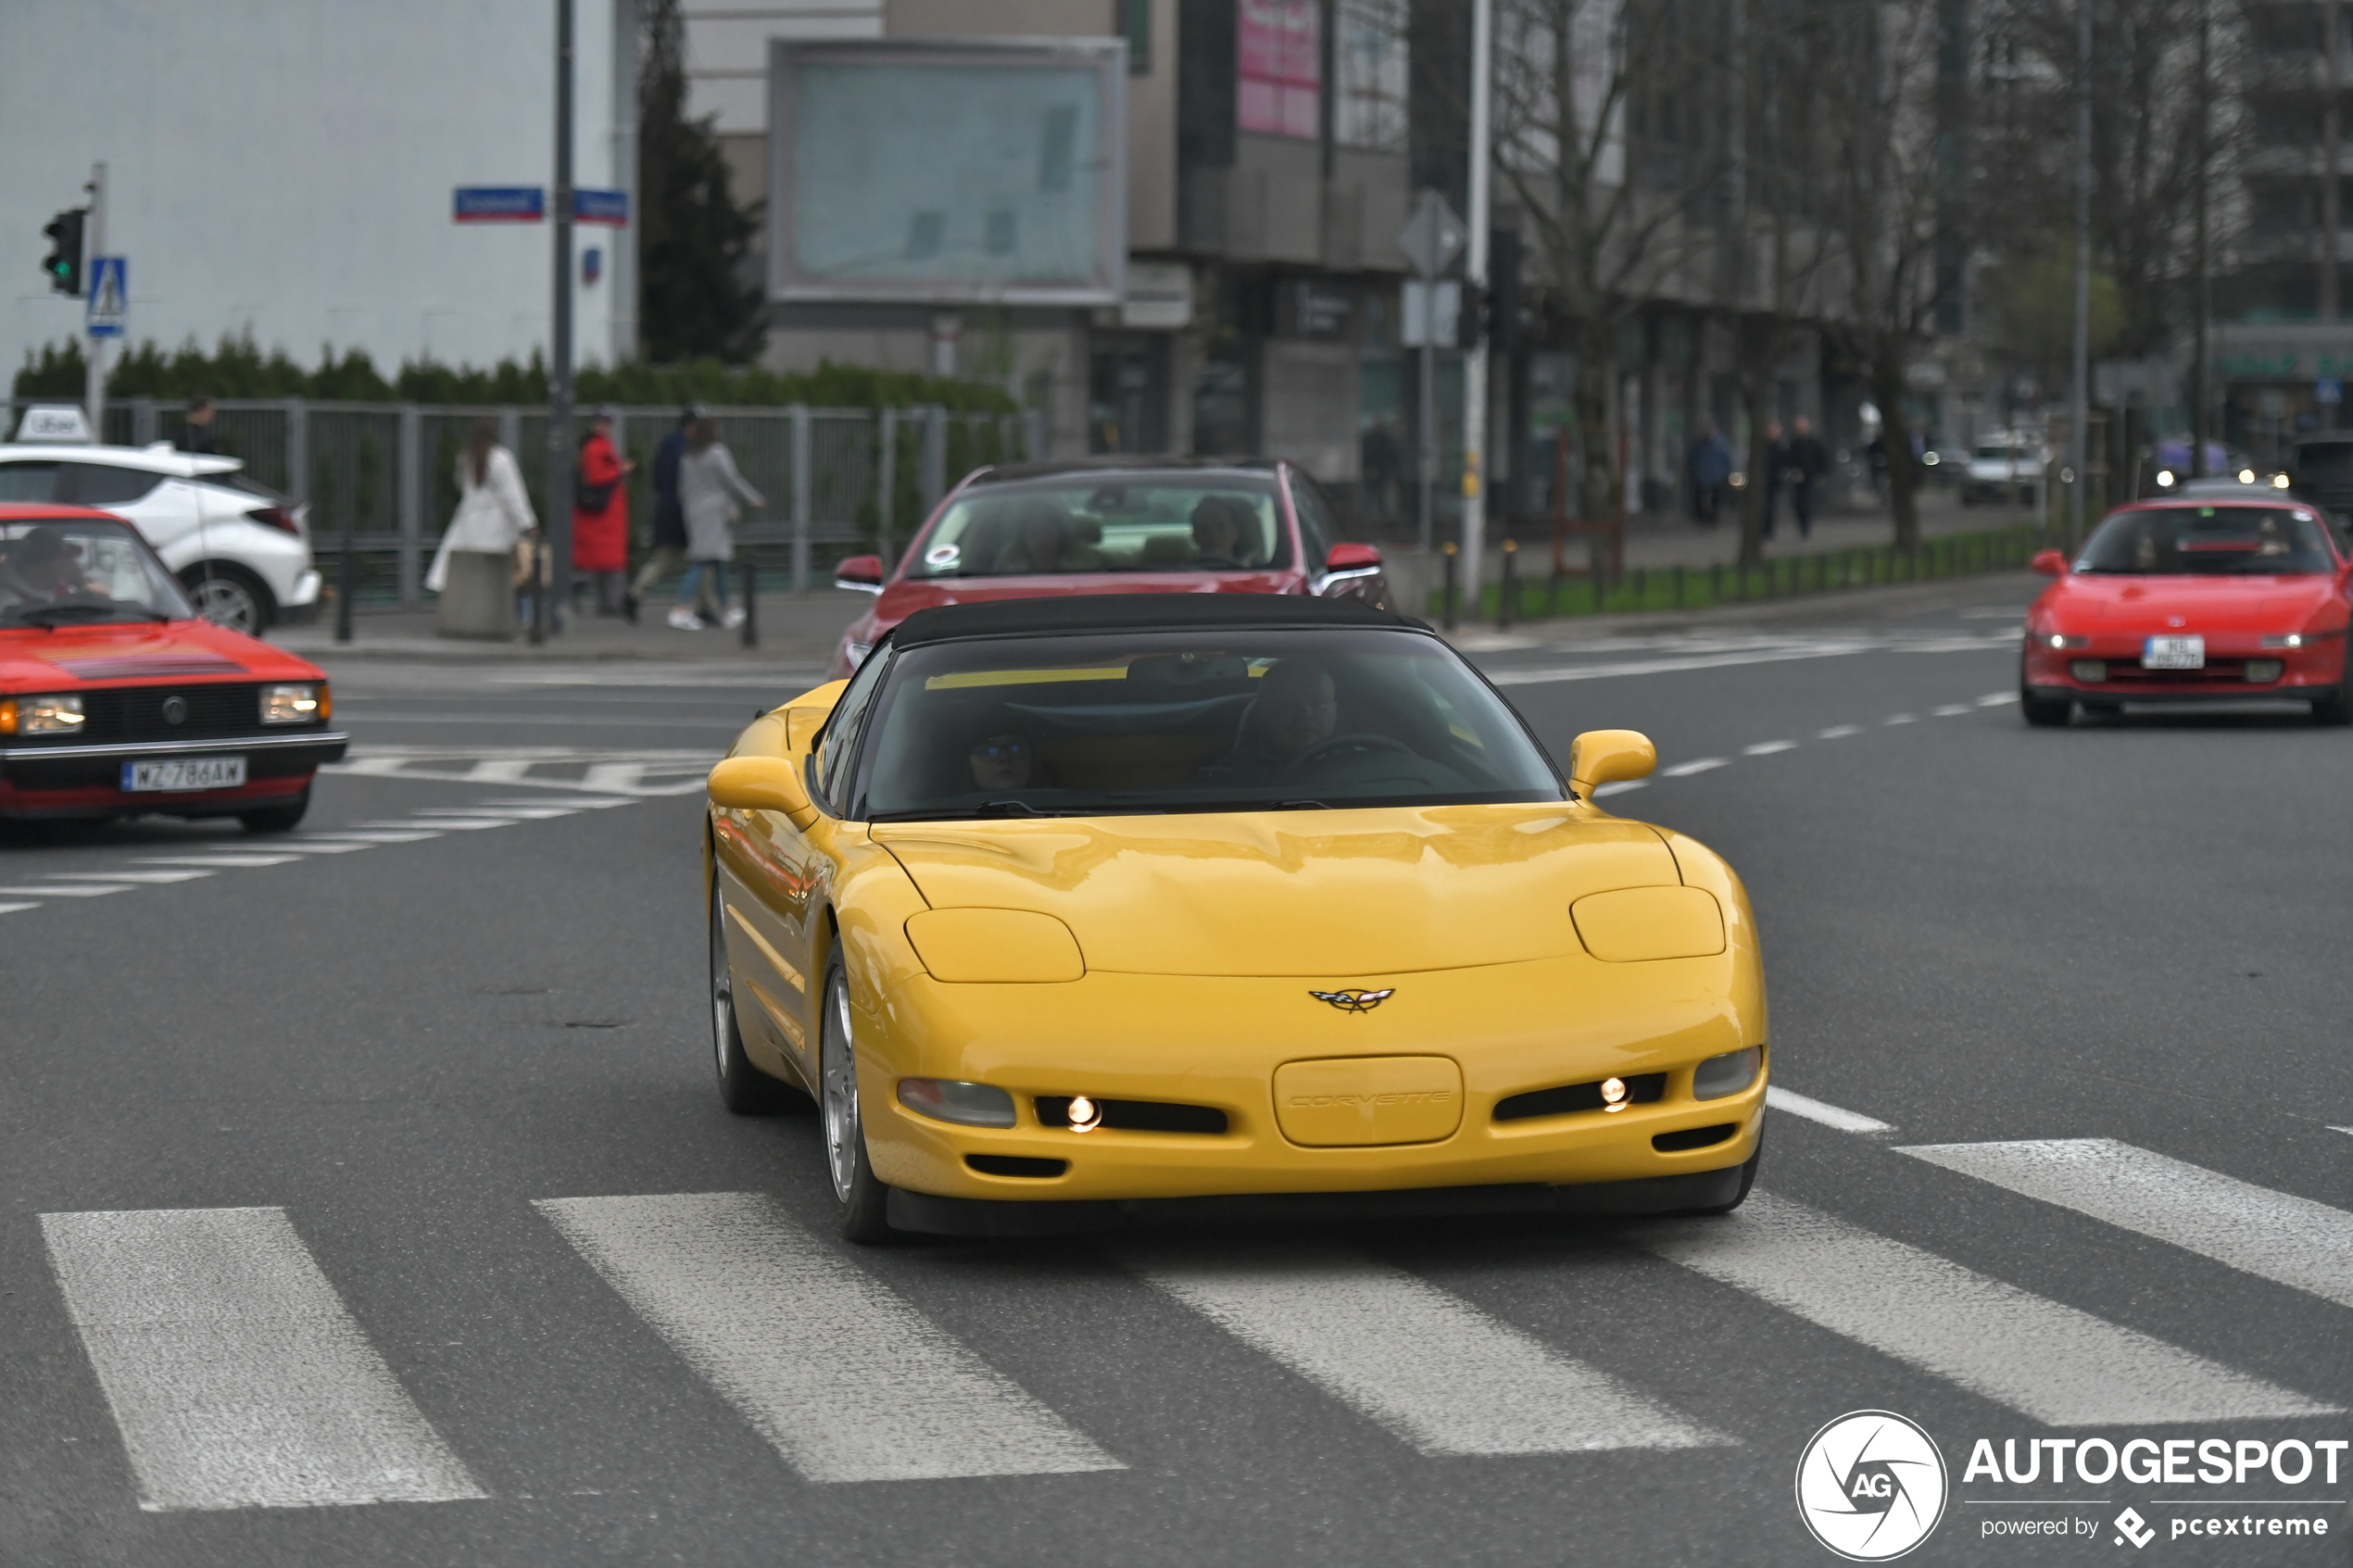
top-left (1034, 1097), bottom-right (1228, 1135)
top-left (1652, 1123), bottom-right (1738, 1153)
top-left (1493, 1073), bottom-right (1667, 1123)
top-left (965, 1155), bottom-right (1068, 1178)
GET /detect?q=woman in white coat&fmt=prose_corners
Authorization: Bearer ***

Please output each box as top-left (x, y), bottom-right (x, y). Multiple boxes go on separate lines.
top-left (426, 419), bottom-right (537, 635)
top-left (673, 416), bottom-right (764, 630)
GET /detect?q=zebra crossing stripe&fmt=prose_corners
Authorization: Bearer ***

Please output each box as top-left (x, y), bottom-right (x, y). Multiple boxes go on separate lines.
top-left (1640, 1192), bottom-right (2334, 1426)
top-left (1900, 1138), bottom-right (2353, 1310)
top-left (38, 1207), bottom-right (484, 1512)
top-left (1130, 1245), bottom-right (1724, 1455)
top-left (535, 1192), bottom-right (1120, 1483)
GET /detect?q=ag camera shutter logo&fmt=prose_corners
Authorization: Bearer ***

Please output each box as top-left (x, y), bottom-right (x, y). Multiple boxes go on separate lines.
top-left (1795, 1410), bottom-right (1949, 1561)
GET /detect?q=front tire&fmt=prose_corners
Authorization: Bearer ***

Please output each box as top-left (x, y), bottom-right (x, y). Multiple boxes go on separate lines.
top-left (179, 563), bottom-right (275, 634)
top-left (2311, 688), bottom-right (2352, 726)
top-left (711, 879), bottom-right (797, 1114)
top-left (237, 788), bottom-right (309, 833)
top-left (2020, 679), bottom-right (2071, 727)
top-left (819, 945), bottom-right (896, 1244)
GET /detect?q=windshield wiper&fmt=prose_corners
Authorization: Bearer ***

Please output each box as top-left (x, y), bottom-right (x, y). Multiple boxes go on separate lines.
top-left (12, 603), bottom-right (171, 628)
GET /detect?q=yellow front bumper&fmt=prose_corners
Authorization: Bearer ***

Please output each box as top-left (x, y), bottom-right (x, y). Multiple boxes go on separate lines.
top-left (856, 956), bottom-right (1766, 1204)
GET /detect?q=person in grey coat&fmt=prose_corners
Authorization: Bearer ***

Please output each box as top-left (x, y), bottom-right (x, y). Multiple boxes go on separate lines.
top-left (672, 416), bottom-right (765, 630)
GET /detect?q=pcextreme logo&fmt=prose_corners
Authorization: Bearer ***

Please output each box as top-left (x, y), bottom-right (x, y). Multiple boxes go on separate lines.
top-left (1796, 1411), bottom-right (1950, 1562)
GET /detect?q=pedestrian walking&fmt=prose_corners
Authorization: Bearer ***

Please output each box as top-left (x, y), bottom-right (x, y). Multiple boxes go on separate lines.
top-left (624, 407), bottom-right (695, 624)
top-left (1687, 424), bottom-right (1732, 525)
top-left (673, 415), bottom-right (763, 631)
top-left (176, 394), bottom-right (220, 455)
top-left (425, 417), bottom-right (537, 637)
top-left (572, 407), bottom-right (635, 616)
top-left (1787, 416), bottom-right (1831, 540)
top-left (1759, 420), bottom-right (1788, 539)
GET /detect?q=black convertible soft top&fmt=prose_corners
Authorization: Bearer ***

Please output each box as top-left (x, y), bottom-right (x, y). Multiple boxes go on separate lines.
top-left (889, 593), bottom-right (1421, 647)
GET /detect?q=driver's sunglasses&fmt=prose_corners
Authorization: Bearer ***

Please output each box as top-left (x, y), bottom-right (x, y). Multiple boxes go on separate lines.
top-left (973, 739), bottom-right (1030, 761)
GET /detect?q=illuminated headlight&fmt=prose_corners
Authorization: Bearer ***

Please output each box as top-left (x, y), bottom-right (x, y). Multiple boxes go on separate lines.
top-left (2260, 633), bottom-right (2308, 649)
top-left (896, 1077), bottom-right (1015, 1128)
top-left (2245, 659), bottom-right (2284, 683)
top-left (2238, 469), bottom-right (2257, 483)
top-left (1921, 451), bottom-right (1940, 467)
top-left (2272, 472), bottom-right (2292, 489)
top-left (0, 693), bottom-right (85, 735)
top-left (2037, 632), bottom-right (2089, 649)
top-left (260, 683), bottom-right (326, 724)
top-left (2155, 470), bottom-right (2174, 486)
top-left (1692, 1047), bottom-right (1762, 1100)
top-left (844, 640), bottom-right (875, 667)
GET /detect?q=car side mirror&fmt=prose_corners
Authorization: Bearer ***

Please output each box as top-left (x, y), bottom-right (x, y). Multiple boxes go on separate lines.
top-left (834, 554), bottom-right (885, 593)
top-left (708, 755), bottom-right (812, 816)
top-left (2032, 549), bottom-right (2069, 577)
top-left (1568, 729), bottom-right (1656, 799)
top-left (1325, 542), bottom-right (1382, 571)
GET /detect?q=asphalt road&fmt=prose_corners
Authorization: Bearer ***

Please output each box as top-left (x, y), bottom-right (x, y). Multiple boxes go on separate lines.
top-left (4, 574), bottom-right (2347, 1567)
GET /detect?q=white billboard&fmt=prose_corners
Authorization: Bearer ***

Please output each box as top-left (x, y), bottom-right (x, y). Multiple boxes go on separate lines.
top-left (767, 40), bottom-right (1126, 307)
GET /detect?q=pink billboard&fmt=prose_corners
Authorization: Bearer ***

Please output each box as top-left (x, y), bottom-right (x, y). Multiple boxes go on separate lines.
top-left (1239, 0), bottom-right (1320, 139)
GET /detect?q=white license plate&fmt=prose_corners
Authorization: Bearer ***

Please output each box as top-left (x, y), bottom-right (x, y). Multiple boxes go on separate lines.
top-left (121, 756), bottom-right (246, 792)
top-left (2143, 634), bottom-right (2205, 670)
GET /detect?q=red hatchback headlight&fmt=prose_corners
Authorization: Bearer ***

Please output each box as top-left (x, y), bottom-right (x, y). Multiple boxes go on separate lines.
top-left (2034, 632), bottom-right (2089, 649)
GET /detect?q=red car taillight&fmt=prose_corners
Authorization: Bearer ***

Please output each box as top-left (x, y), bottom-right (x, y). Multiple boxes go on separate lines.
top-left (246, 506), bottom-right (299, 535)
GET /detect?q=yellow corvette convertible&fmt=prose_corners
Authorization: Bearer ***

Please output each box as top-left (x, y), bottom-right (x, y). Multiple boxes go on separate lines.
top-left (704, 596), bottom-right (1766, 1242)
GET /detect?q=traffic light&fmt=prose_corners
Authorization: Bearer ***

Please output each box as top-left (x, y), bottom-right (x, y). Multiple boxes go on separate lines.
top-left (42, 207), bottom-right (85, 296)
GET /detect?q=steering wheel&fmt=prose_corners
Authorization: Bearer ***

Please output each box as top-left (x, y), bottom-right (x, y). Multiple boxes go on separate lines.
top-left (1279, 732), bottom-right (1416, 782)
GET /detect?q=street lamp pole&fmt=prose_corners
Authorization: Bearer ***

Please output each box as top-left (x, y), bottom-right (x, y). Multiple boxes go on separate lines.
top-left (1460, 0), bottom-right (1494, 610)
top-left (537, 0), bottom-right (577, 645)
top-left (2069, 0), bottom-right (2092, 548)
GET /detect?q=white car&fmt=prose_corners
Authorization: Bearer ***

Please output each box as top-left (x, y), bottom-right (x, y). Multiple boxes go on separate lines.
top-left (0, 440), bottom-right (321, 631)
top-left (1959, 435), bottom-right (2047, 507)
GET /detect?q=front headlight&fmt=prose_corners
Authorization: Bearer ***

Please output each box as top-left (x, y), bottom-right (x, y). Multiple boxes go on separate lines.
top-left (260, 683), bottom-right (326, 724)
top-left (2260, 633), bottom-right (2308, 649)
top-left (897, 1078), bottom-right (1016, 1128)
top-left (2035, 632), bottom-right (2089, 649)
top-left (1692, 1047), bottom-right (1762, 1100)
top-left (0, 693), bottom-right (86, 735)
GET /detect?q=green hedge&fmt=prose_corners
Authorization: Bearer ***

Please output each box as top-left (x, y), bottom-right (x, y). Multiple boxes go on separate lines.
top-left (13, 335), bottom-right (1019, 413)
top-left (1428, 526), bottom-right (2049, 622)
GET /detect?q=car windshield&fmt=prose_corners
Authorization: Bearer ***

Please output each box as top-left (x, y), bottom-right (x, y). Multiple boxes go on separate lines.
top-left (905, 475), bottom-right (1292, 579)
top-left (0, 518), bottom-right (195, 626)
top-left (2076, 507), bottom-right (2337, 576)
top-left (852, 628), bottom-right (1564, 820)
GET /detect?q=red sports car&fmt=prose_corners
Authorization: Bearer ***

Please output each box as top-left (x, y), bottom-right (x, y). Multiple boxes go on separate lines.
top-left (2020, 497), bottom-right (2353, 726)
top-left (825, 459), bottom-right (1390, 678)
top-left (0, 504), bottom-right (346, 828)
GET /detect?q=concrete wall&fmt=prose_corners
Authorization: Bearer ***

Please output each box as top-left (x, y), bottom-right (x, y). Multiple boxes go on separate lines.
top-left (1, 0), bottom-right (626, 379)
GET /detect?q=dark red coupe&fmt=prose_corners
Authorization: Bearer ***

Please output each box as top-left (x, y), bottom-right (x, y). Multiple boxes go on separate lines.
top-left (825, 459), bottom-right (1390, 678)
top-left (2020, 497), bottom-right (2353, 726)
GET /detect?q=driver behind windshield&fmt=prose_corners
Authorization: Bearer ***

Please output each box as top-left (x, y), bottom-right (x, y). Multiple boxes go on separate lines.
top-left (989, 504), bottom-right (1101, 575)
top-left (967, 733), bottom-right (1036, 793)
top-left (1202, 659), bottom-right (1339, 785)
top-left (1189, 496), bottom-right (1248, 568)
top-left (0, 526), bottom-right (91, 606)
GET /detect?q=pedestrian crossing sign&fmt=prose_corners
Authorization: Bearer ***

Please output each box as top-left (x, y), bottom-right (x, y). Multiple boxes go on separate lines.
top-left (86, 256), bottom-right (126, 338)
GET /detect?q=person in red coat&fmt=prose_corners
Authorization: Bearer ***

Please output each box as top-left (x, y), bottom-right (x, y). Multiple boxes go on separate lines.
top-left (573, 407), bottom-right (635, 615)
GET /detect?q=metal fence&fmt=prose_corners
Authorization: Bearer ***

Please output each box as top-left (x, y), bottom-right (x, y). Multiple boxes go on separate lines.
top-left (7, 396), bottom-right (1038, 606)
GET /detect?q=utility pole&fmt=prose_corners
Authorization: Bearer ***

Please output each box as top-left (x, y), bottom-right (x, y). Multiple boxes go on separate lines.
top-left (537, 0), bottom-right (577, 645)
top-left (2191, 1), bottom-right (2212, 475)
top-left (2327, 0), bottom-right (2345, 342)
top-left (84, 162), bottom-right (106, 435)
top-left (2069, 0), bottom-right (2091, 548)
top-left (1460, 0), bottom-right (1494, 609)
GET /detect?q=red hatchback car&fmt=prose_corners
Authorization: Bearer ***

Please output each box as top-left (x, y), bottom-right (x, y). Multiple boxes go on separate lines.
top-left (0, 505), bottom-right (346, 828)
top-left (2021, 496), bottom-right (2353, 725)
top-left (825, 459), bottom-right (1389, 678)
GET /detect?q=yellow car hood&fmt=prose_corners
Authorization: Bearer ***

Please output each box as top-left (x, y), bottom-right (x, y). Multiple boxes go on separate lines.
top-left (873, 804), bottom-right (1682, 977)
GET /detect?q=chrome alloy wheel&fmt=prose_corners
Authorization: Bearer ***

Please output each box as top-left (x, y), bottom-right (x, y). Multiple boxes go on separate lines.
top-left (185, 573), bottom-right (263, 633)
top-left (709, 881), bottom-right (735, 1079)
top-left (820, 968), bottom-right (861, 1204)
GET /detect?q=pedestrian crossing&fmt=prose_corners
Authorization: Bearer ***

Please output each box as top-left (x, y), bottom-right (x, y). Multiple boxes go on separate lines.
top-left (325, 745), bottom-right (717, 797)
top-left (29, 1133), bottom-right (2349, 1513)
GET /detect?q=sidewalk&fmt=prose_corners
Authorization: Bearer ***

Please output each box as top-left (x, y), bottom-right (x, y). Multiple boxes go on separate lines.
top-left (271, 592), bottom-right (866, 666)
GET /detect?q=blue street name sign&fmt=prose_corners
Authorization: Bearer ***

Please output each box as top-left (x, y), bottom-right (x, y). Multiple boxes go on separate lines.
top-left (453, 186), bottom-right (546, 222)
top-left (573, 188), bottom-right (629, 225)
top-left (2319, 377), bottom-right (2344, 408)
top-left (86, 256), bottom-right (127, 338)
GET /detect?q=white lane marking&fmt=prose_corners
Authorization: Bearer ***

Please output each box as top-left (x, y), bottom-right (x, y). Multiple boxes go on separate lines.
top-left (1662, 758), bottom-right (1730, 777)
top-left (38, 1207), bottom-right (485, 1512)
top-left (269, 841), bottom-right (377, 854)
top-left (1932, 704), bottom-right (1975, 717)
top-left (415, 806), bottom-right (578, 821)
top-left (0, 883), bottom-right (132, 897)
top-left (297, 830), bottom-right (443, 844)
top-left (52, 870), bottom-right (214, 884)
top-left (1817, 723), bottom-right (1863, 739)
top-left (1592, 780), bottom-right (1648, 798)
top-left (1130, 1246), bottom-right (1724, 1455)
top-left (0, 900), bottom-right (41, 913)
top-left (1639, 1192), bottom-right (2334, 1425)
top-left (459, 759), bottom-right (539, 784)
top-left (477, 796), bottom-right (634, 809)
top-left (536, 1192), bottom-right (1119, 1483)
top-left (1977, 692), bottom-right (2020, 706)
top-left (132, 855), bottom-right (304, 869)
top-left (354, 819), bottom-right (516, 833)
top-left (1742, 740), bottom-right (1797, 756)
top-left (1900, 1139), bottom-right (2353, 1310)
top-left (579, 762), bottom-right (655, 795)
top-left (1766, 1086), bottom-right (1894, 1135)
top-left (1486, 643), bottom-right (1872, 687)
top-left (2334, 1126), bottom-right (2353, 1136)
top-left (1883, 713), bottom-right (1917, 725)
